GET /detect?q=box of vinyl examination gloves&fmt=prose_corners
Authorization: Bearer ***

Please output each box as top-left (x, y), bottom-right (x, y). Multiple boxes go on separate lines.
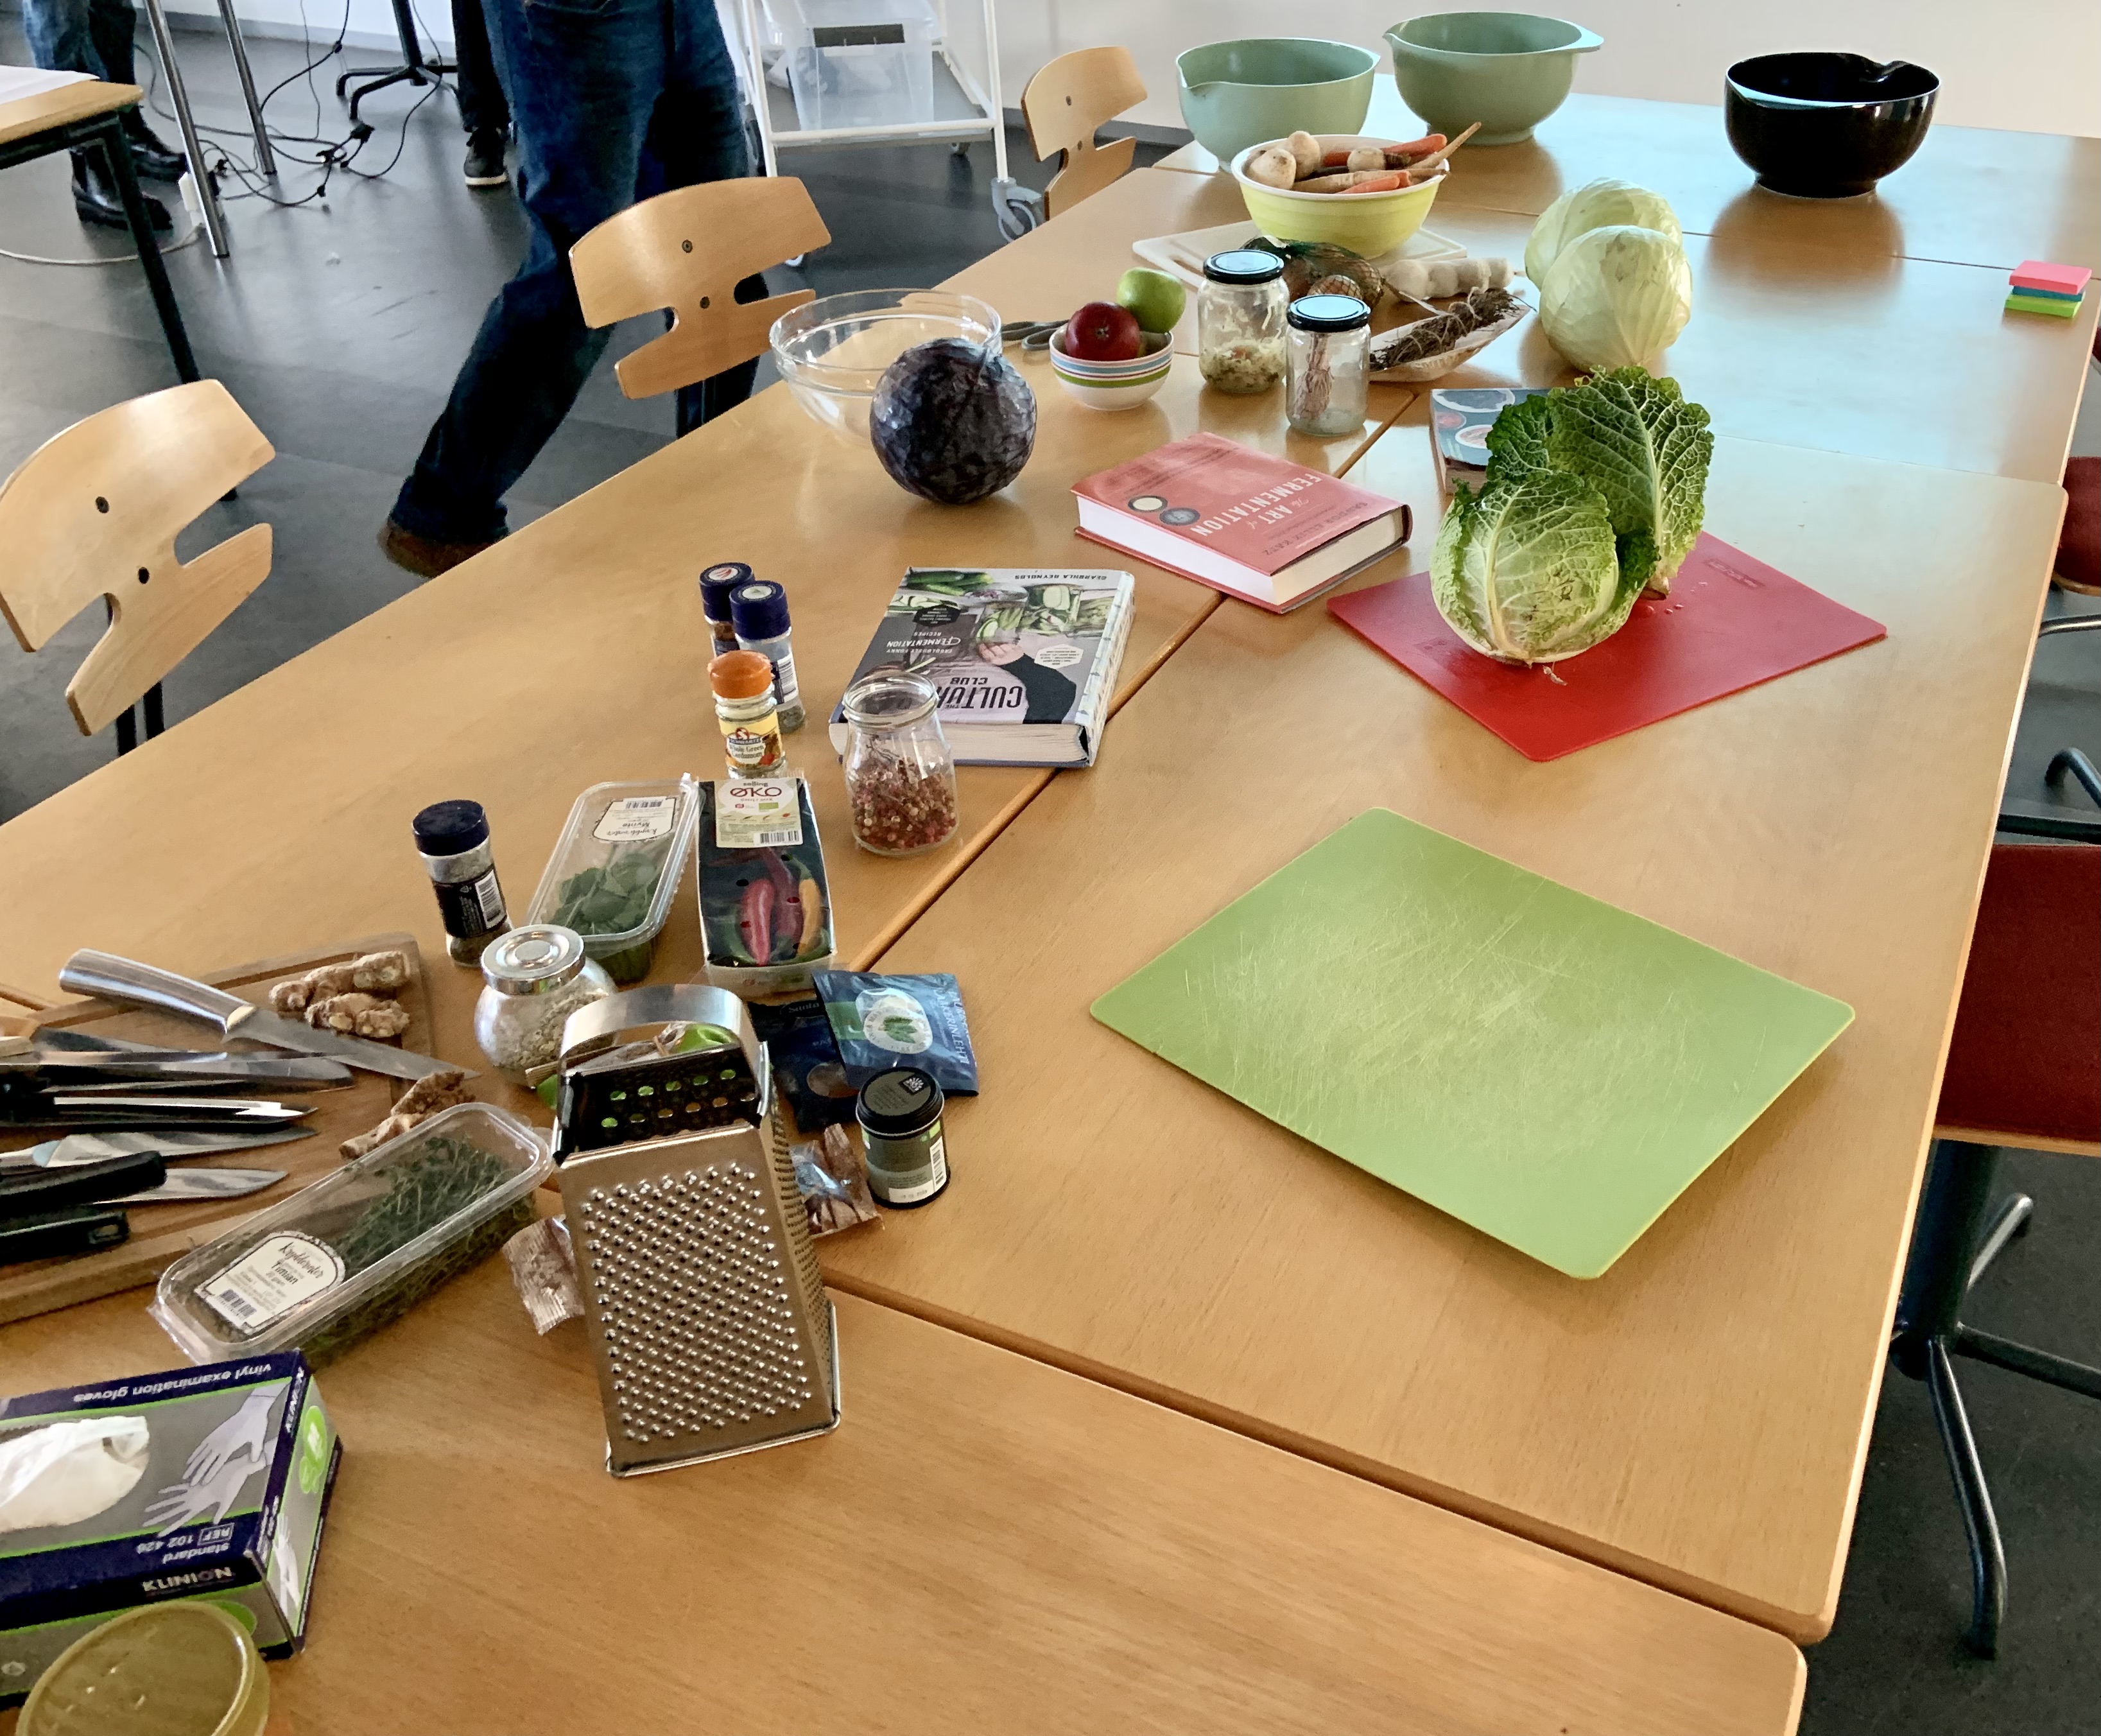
top-left (0, 1351), bottom-right (339, 1705)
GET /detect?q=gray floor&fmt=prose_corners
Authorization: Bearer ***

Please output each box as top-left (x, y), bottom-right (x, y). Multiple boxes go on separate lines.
top-left (1, 22), bottom-right (2097, 1732)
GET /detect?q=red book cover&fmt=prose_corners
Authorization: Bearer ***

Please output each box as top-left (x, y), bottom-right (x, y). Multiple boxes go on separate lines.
top-left (1074, 433), bottom-right (1398, 578)
top-left (1327, 534), bottom-right (1887, 761)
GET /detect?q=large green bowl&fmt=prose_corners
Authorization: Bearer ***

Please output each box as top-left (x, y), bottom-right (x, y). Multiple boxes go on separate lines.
top-left (1177, 39), bottom-right (1379, 163)
top-left (1385, 12), bottom-right (1603, 145)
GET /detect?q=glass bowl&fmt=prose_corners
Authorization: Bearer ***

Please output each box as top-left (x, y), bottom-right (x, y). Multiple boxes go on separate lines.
top-left (770, 289), bottom-right (1001, 440)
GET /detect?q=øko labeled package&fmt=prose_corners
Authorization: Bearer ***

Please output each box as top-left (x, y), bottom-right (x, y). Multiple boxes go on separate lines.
top-left (0, 1353), bottom-right (340, 1705)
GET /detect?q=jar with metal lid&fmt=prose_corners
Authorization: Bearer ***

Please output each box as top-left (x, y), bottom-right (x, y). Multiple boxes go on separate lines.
top-left (711, 649), bottom-right (787, 777)
top-left (856, 1066), bottom-right (949, 1206)
top-left (840, 670), bottom-right (959, 857)
top-left (1285, 293), bottom-right (1373, 438)
top-left (413, 798), bottom-right (510, 966)
top-left (1197, 249), bottom-right (1287, 394)
top-left (472, 924), bottom-right (614, 1082)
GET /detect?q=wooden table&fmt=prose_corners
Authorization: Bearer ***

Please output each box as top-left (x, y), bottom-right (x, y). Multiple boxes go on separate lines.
top-left (820, 429), bottom-right (2069, 1640)
top-left (0, 1251), bottom-right (1803, 1735)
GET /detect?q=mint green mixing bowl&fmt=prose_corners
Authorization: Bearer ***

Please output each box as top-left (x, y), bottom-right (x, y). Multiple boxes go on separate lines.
top-left (1385, 12), bottom-right (1603, 144)
top-left (1177, 39), bottom-right (1379, 163)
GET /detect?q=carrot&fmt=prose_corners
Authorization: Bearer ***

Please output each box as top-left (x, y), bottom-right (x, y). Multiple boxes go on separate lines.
top-left (1320, 150), bottom-right (1354, 168)
top-left (1336, 171), bottom-right (1408, 194)
top-left (1385, 133), bottom-right (1445, 159)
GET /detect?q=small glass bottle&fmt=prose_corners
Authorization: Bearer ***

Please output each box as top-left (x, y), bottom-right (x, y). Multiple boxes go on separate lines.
top-left (412, 799), bottom-right (510, 967)
top-left (856, 1067), bottom-right (949, 1207)
top-left (1197, 249), bottom-right (1287, 394)
top-left (1285, 293), bottom-right (1373, 438)
top-left (730, 578), bottom-right (804, 732)
top-left (711, 650), bottom-right (787, 776)
top-left (840, 670), bottom-right (958, 856)
top-left (698, 562), bottom-right (750, 657)
top-left (472, 924), bottom-right (614, 1083)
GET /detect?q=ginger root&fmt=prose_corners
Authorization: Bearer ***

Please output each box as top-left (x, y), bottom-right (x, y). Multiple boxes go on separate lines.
top-left (267, 950), bottom-right (412, 1014)
top-left (305, 992), bottom-right (412, 1039)
top-left (339, 1067), bottom-right (471, 1159)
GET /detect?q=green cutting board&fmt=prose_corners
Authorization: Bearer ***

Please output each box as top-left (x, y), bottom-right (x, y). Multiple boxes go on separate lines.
top-left (1091, 810), bottom-right (1853, 1278)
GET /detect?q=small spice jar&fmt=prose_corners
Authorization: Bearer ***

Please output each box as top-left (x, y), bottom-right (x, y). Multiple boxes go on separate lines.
top-left (840, 670), bottom-right (959, 856)
top-left (711, 649), bottom-right (788, 776)
top-left (1285, 293), bottom-right (1372, 438)
top-left (730, 578), bottom-right (804, 733)
top-left (413, 799), bottom-right (510, 967)
top-left (1198, 249), bottom-right (1287, 394)
top-left (856, 1067), bottom-right (948, 1207)
top-left (698, 562), bottom-right (751, 657)
top-left (472, 924), bottom-right (613, 1083)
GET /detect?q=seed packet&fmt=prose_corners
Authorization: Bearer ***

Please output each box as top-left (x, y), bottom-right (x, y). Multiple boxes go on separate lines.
top-left (811, 971), bottom-right (979, 1095)
top-left (748, 996), bottom-right (858, 1131)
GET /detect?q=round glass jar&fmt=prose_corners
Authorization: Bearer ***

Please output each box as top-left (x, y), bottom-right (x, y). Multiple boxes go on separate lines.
top-left (472, 924), bottom-right (614, 1082)
top-left (856, 1066), bottom-right (949, 1207)
top-left (840, 670), bottom-right (959, 857)
top-left (1197, 249), bottom-right (1287, 394)
top-left (1285, 293), bottom-right (1373, 438)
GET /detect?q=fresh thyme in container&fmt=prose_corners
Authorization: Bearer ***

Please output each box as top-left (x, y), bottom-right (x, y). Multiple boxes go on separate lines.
top-left (151, 1103), bottom-right (551, 1366)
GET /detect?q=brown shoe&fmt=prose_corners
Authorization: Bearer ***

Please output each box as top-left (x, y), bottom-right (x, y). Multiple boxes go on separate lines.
top-left (378, 517), bottom-right (499, 578)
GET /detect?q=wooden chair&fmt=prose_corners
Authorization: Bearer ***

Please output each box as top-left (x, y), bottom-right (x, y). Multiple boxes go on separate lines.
top-left (569, 177), bottom-right (831, 401)
top-left (0, 380), bottom-right (273, 751)
top-left (1020, 46), bottom-right (1147, 221)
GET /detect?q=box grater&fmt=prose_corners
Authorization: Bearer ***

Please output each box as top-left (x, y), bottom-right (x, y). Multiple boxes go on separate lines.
top-left (554, 987), bottom-right (842, 1475)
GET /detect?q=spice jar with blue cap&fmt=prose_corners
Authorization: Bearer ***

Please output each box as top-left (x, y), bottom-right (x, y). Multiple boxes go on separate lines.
top-left (729, 578), bottom-right (804, 733)
top-left (1198, 250), bottom-right (1287, 394)
top-left (1286, 293), bottom-right (1372, 438)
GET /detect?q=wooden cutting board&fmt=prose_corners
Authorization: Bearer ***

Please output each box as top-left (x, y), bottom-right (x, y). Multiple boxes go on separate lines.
top-left (0, 933), bottom-right (442, 1324)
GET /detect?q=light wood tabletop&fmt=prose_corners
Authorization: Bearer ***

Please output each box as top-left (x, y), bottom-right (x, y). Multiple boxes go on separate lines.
top-left (1156, 89), bottom-right (2101, 273)
top-left (819, 430), bottom-right (2069, 1641)
top-left (0, 1262), bottom-right (1804, 1736)
top-left (0, 76), bottom-right (138, 150)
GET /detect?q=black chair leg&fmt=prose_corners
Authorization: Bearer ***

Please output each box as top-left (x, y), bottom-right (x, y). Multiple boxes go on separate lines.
top-left (1926, 1339), bottom-right (2005, 1658)
top-left (143, 682), bottom-right (166, 739)
top-left (96, 119), bottom-right (200, 384)
top-left (114, 706), bottom-right (138, 755)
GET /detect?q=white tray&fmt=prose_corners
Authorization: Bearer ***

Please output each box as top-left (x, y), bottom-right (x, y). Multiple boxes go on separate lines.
top-left (1132, 220), bottom-right (1467, 291)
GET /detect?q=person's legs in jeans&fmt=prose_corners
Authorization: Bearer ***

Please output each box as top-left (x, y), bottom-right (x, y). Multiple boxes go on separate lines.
top-left (21, 0), bottom-right (112, 76)
top-left (450, 0), bottom-right (510, 140)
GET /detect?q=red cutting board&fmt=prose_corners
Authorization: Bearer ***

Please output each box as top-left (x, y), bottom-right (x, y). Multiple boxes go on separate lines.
top-left (1328, 534), bottom-right (1886, 761)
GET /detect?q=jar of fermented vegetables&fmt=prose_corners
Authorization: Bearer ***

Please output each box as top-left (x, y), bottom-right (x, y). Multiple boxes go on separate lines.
top-left (472, 924), bottom-right (614, 1083)
top-left (840, 671), bottom-right (958, 856)
top-left (1198, 249), bottom-right (1287, 394)
top-left (1285, 293), bottom-right (1372, 438)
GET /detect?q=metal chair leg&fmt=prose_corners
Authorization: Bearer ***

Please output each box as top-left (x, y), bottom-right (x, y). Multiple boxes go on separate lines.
top-left (1966, 1193), bottom-right (2033, 1291)
top-left (1925, 1338), bottom-right (2005, 1658)
top-left (211, 0), bottom-right (277, 177)
top-left (143, 682), bottom-right (166, 740)
top-left (114, 705), bottom-right (138, 755)
top-left (96, 121), bottom-right (200, 383)
top-left (1951, 1325), bottom-right (2101, 1400)
top-left (139, 0), bottom-right (230, 257)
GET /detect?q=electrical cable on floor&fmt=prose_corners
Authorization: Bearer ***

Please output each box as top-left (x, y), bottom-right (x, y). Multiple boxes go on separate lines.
top-left (0, 220), bottom-right (205, 267)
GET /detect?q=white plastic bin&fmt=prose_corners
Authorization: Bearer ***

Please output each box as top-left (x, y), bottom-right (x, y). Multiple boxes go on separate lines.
top-left (763, 0), bottom-right (939, 132)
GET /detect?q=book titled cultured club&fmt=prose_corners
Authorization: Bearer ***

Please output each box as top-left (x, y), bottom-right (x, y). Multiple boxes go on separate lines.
top-left (828, 569), bottom-right (1135, 768)
top-left (1071, 431), bottom-right (1410, 612)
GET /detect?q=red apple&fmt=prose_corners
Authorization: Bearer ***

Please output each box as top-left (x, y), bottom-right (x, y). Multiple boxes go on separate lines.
top-left (1063, 301), bottom-right (1144, 361)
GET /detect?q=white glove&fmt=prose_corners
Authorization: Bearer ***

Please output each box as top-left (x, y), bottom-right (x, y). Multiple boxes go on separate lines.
top-left (143, 1452), bottom-right (262, 1536)
top-left (182, 1383), bottom-right (284, 1484)
top-left (0, 1415), bottom-right (150, 1534)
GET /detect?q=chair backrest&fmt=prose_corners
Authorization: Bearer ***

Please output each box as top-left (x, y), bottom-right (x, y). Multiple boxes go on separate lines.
top-left (1021, 46), bottom-right (1147, 221)
top-left (0, 380), bottom-right (272, 737)
top-left (571, 177), bottom-right (832, 401)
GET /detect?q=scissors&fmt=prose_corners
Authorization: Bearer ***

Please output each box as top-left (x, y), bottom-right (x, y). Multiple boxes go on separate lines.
top-left (999, 318), bottom-right (1068, 353)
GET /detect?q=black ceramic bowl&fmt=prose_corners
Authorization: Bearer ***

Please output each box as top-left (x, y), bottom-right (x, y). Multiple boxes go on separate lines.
top-left (1724, 53), bottom-right (1939, 198)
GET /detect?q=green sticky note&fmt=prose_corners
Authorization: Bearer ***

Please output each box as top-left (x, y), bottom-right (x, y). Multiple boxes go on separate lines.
top-left (2005, 290), bottom-right (2081, 318)
top-left (1091, 810), bottom-right (1853, 1278)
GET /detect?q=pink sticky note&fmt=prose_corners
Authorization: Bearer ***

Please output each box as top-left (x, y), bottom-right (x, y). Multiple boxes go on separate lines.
top-left (2010, 260), bottom-right (2091, 295)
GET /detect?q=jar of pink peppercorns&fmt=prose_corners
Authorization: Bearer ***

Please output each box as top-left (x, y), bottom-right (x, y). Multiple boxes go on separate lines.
top-left (840, 672), bottom-right (959, 856)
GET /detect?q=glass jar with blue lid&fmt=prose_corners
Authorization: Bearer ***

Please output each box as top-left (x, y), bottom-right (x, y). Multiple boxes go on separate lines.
top-left (1198, 249), bottom-right (1288, 394)
top-left (1285, 293), bottom-right (1373, 437)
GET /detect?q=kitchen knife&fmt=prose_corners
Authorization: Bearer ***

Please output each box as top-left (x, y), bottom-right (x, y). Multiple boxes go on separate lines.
top-left (22, 1050), bottom-right (355, 1087)
top-left (45, 1097), bottom-right (309, 1120)
top-left (0, 1151), bottom-right (167, 1219)
top-left (1, 1127), bottom-right (315, 1170)
top-left (58, 951), bottom-right (469, 1083)
top-left (0, 1206), bottom-right (128, 1265)
top-left (110, 1167), bottom-right (288, 1204)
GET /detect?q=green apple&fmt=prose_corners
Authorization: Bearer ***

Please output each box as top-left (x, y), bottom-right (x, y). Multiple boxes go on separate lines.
top-left (1115, 266), bottom-right (1186, 336)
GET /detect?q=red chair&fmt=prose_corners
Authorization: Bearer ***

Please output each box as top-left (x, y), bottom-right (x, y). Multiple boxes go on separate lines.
top-left (1890, 840), bottom-right (2101, 1656)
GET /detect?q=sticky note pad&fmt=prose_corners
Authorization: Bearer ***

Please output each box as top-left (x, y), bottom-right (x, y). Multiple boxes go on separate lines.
top-left (1093, 809), bottom-right (1855, 1278)
top-left (2007, 290), bottom-right (2082, 318)
top-left (2010, 260), bottom-right (2091, 295)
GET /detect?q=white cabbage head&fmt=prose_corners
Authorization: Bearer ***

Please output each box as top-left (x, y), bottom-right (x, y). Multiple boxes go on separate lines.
top-left (1538, 225), bottom-right (1693, 373)
top-left (1525, 178), bottom-right (1683, 286)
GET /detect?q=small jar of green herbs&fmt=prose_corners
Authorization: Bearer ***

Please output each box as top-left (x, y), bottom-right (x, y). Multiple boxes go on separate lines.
top-left (522, 777), bottom-right (701, 984)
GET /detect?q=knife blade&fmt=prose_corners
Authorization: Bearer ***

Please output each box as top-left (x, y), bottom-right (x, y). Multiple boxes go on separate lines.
top-left (2, 1127), bottom-right (315, 1170)
top-left (110, 1167), bottom-right (288, 1204)
top-left (1, 1152), bottom-right (166, 1219)
top-left (58, 951), bottom-right (469, 1083)
top-left (24, 1051), bottom-right (355, 1087)
top-left (46, 1097), bottom-right (309, 1119)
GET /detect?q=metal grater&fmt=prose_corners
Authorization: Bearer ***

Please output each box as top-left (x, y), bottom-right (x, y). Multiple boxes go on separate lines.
top-left (555, 988), bottom-right (841, 1475)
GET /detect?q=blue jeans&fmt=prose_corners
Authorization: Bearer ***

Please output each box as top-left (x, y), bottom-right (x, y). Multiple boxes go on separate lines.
top-left (22, 0), bottom-right (138, 84)
top-left (392, 0), bottom-right (759, 544)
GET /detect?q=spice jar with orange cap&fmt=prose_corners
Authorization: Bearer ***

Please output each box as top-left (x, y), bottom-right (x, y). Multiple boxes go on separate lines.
top-left (710, 649), bottom-right (787, 776)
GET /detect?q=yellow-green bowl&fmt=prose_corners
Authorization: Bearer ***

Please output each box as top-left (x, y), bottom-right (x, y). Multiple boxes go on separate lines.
top-left (1229, 134), bottom-right (1446, 256)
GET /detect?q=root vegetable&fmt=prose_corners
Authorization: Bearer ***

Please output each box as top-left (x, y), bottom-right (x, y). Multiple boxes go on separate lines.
top-left (305, 993), bottom-right (413, 1039)
top-left (339, 1069), bottom-right (471, 1159)
top-left (1394, 121), bottom-right (1479, 179)
top-left (1384, 256), bottom-right (1514, 299)
top-left (267, 950), bottom-right (411, 1014)
top-left (1294, 168), bottom-right (1408, 195)
top-left (1245, 144), bottom-right (1297, 189)
top-left (1286, 130), bottom-right (1324, 177)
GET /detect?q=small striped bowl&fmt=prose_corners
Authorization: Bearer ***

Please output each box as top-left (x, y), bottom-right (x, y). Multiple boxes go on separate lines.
top-left (1049, 330), bottom-right (1173, 408)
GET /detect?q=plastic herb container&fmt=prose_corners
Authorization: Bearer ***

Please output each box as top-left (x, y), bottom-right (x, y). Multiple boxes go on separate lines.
top-left (150, 1102), bottom-right (551, 1367)
top-left (523, 777), bottom-right (700, 984)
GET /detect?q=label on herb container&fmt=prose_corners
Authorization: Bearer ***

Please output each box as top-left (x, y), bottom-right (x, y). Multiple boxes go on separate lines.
top-left (592, 795), bottom-right (680, 844)
top-left (199, 1233), bottom-right (346, 1333)
top-left (715, 777), bottom-right (805, 849)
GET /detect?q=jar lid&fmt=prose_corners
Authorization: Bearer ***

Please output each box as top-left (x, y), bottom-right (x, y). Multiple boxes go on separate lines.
top-left (729, 579), bottom-right (791, 640)
top-left (1204, 248), bottom-right (1284, 284)
top-left (1287, 293), bottom-right (1372, 332)
top-left (710, 649), bottom-right (776, 700)
top-left (481, 924), bottom-right (587, 994)
top-left (857, 1066), bottom-right (944, 1137)
top-left (842, 669), bottom-right (939, 729)
top-left (698, 562), bottom-right (752, 620)
top-left (412, 799), bottom-right (489, 856)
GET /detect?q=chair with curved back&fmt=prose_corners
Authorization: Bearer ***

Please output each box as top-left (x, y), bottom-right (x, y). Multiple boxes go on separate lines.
top-left (569, 177), bottom-right (831, 404)
top-left (1019, 46), bottom-right (1148, 222)
top-left (0, 379), bottom-right (273, 754)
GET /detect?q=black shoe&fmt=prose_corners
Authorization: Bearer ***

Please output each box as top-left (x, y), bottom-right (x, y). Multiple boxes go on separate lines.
top-left (71, 153), bottom-right (172, 232)
top-left (121, 114), bottom-right (189, 182)
top-left (463, 129), bottom-right (508, 189)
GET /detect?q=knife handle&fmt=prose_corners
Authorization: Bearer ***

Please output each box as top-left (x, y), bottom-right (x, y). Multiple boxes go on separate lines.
top-left (0, 1205), bottom-right (130, 1266)
top-left (0, 1151), bottom-right (167, 1219)
top-left (58, 951), bottom-right (256, 1036)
